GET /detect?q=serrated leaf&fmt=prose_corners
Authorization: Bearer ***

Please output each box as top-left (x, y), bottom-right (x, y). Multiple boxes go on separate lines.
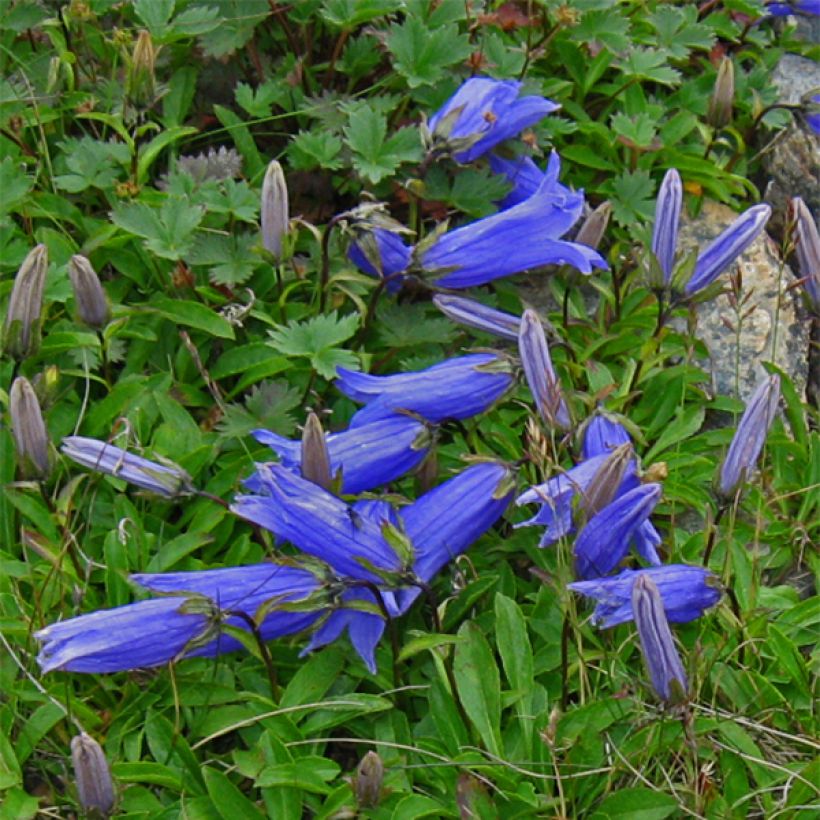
top-left (619, 48), bottom-right (680, 86)
top-left (387, 17), bottom-right (471, 88)
top-left (111, 197), bottom-right (204, 260)
top-left (375, 303), bottom-right (456, 348)
top-left (286, 130), bottom-right (344, 171)
top-left (571, 8), bottom-right (631, 52)
top-left (607, 169), bottom-right (657, 227)
top-left (0, 156), bottom-right (34, 213)
top-left (188, 232), bottom-right (258, 286)
top-left (321, 0), bottom-right (402, 28)
top-left (344, 105), bottom-right (422, 184)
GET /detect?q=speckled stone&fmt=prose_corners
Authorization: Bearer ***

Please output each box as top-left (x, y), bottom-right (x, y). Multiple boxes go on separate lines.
top-left (678, 200), bottom-right (810, 401)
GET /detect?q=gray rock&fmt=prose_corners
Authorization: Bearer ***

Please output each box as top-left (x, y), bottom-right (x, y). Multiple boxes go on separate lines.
top-left (770, 53), bottom-right (820, 105)
top-left (678, 200), bottom-right (810, 401)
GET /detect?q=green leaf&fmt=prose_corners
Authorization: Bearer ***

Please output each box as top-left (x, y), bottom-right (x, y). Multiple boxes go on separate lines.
top-left (344, 105), bottom-right (422, 184)
top-left (591, 787), bottom-right (679, 819)
top-left (149, 296), bottom-right (235, 339)
top-left (453, 621), bottom-right (502, 756)
top-left (0, 732), bottom-right (22, 789)
top-left (214, 104), bottom-right (265, 179)
top-left (198, 0), bottom-right (270, 58)
top-left (188, 232), bottom-right (259, 286)
top-left (0, 156), bottom-right (34, 214)
top-left (256, 758), bottom-right (340, 793)
top-left (133, 0), bottom-right (174, 35)
top-left (217, 379), bottom-right (301, 439)
top-left (235, 79), bottom-right (288, 119)
top-left (321, 0), bottom-right (402, 29)
top-left (203, 767), bottom-right (265, 819)
top-left (267, 311), bottom-right (359, 378)
top-left (137, 126), bottom-right (199, 183)
top-left (607, 169), bottom-right (657, 227)
top-left (286, 130), bottom-right (344, 171)
top-left (111, 197), bottom-right (204, 260)
top-left (280, 646), bottom-right (346, 710)
top-left (618, 48), bottom-right (681, 86)
top-left (611, 112), bottom-right (658, 149)
top-left (494, 593), bottom-right (534, 698)
top-left (571, 8), bottom-right (631, 52)
top-left (387, 17), bottom-right (471, 88)
top-left (644, 404), bottom-right (704, 462)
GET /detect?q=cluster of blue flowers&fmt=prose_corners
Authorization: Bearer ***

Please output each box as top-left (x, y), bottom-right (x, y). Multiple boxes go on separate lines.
top-left (36, 76), bottom-right (786, 706)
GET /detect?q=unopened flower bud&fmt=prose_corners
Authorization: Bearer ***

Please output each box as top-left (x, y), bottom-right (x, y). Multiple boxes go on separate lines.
top-left (574, 201), bottom-right (612, 250)
top-left (354, 751), bottom-right (384, 808)
top-left (300, 412), bottom-right (332, 490)
top-left (127, 30), bottom-right (156, 106)
top-left (582, 443), bottom-right (633, 516)
top-left (632, 574), bottom-right (688, 704)
top-left (791, 197), bottom-right (820, 311)
top-left (69, 255), bottom-right (110, 328)
top-left (707, 57), bottom-right (734, 129)
top-left (261, 160), bottom-right (289, 258)
top-left (71, 732), bottom-right (115, 817)
top-left (10, 377), bottom-right (51, 480)
top-left (432, 293), bottom-right (521, 340)
top-left (2, 244), bottom-right (48, 360)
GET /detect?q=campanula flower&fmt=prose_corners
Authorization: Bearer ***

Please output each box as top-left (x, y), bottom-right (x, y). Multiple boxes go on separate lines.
top-left (2, 243), bottom-right (48, 360)
top-left (518, 308), bottom-right (571, 428)
top-left (791, 197), bottom-right (820, 310)
top-left (574, 483), bottom-right (662, 579)
top-left (61, 436), bottom-right (194, 498)
top-left (805, 92), bottom-right (820, 135)
top-left (718, 374), bottom-right (780, 498)
top-left (71, 733), bottom-right (115, 817)
top-left (632, 574), bottom-right (688, 703)
top-left (348, 228), bottom-right (412, 286)
top-left (568, 564), bottom-right (721, 627)
top-left (249, 415), bottom-right (431, 494)
top-left (580, 413), bottom-right (632, 460)
top-left (766, 1), bottom-right (820, 15)
top-left (428, 77), bottom-right (558, 163)
top-left (36, 563), bottom-right (323, 672)
top-left (651, 169), bottom-right (683, 284)
top-left (337, 353), bottom-right (514, 426)
top-left (10, 376), bottom-right (51, 480)
top-left (432, 294), bottom-right (521, 340)
top-left (488, 152), bottom-right (565, 209)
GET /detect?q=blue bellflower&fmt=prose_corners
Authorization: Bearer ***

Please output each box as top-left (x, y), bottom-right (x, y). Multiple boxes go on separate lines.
top-left (766, 1), bottom-right (820, 15)
top-left (36, 563), bottom-right (323, 673)
top-left (249, 415), bottom-right (432, 494)
top-left (61, 436), bottom-right (194, 498)
top-left (806, 92), bottom-right (820, 135)
top-left (348, 228), bottom-right (412, 287)
top-left (337, 353), bottom-right (514, 426)
top-left (651, 169), bottom-right (683, 284)
top-left (428, 77), bottom-right (558, 163)
top-left (574, 483), bottom-right (662, 580)
top-left (432, 294), bottom-right (521, 340)
top-left (718, 374), bottom-right (780, 498)
top-left (632, 574), bottom-right (689, 703)
top-left (568, 564), bottom-right (721, 627)
top-left (518, 308), bottom-right (571, 428)
top-left (488, 151), bottom-right (570, 210)
top-left (792, 197), bottom-right (820, 310)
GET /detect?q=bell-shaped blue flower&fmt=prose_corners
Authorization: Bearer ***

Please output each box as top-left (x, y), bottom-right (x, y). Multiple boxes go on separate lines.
top-left (632, 574), bottom-right (688, 703)
top-left (580, 413), bottom-right (633, 460)
top-left (792, 197), bottom-right (820, 311)
top-left (428, 77), bottom-right (558, 163)
top-left (36, 563), bottom-right (323, 673)
top-left (232, 464), bottom-right (402, 583)
top-left (651, 169), bottom-right (682, 284)
top-left (574, 483), bottom-right (662, 579)
top-left (488, 151), bottom-right (571, 210)
top-left (348, 228), bottom-right (412, 287)
top-left (249, 416), bottom-right (432, 494)
top-left (766, 1), bottom-right (820, 15)
top-left (718, 374), bottom-right (780, 498)
top-left (568, 564), bottom-right (722, 627)
top-left (337, 353), bottom-right (514, 426)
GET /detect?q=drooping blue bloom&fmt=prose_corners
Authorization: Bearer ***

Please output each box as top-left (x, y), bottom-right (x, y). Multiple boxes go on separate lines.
top-left (718, 374), bottom-right (781, 498)
top-left (36, 563), bottom-right (323, 673)
top-left (568, 564), bottom-right (721, 627)
top-left (684, 204), bottom-right (771, 295)
top-left (337, 353), bottom-right (515, 426)
top-left (488, 151), bottom-right (573, 210)
top-left (61, 436), bottom-right (194, 498)
top-left (232, 464), bottom-right (402, 583)
top-left (428, 77), bottom-right (559, 163)
top-left (348, 228), bottom-right (413, 287)
top-left (792, 197), bottom-right (820, 310)
top-left (574, 483), bottom-right (662, 579)
top-left (766, 1), bottom-right (820, 15)
top-left (249, 416), bottom-right (432, 494)
top-left (651, 169), bottom-right (683, 284)
top-left (806, 92), bottom-right (820, 135)
top-left (422, 165), bottom-right (606, 288)
top-left (581, 413), bottom-right (633, 460)
top-left (632, 574), bottom-right (688, 703)
top-left (432, 294), bottom-right (521, 340)
top-left (518, 308), bottom-right (571, 428)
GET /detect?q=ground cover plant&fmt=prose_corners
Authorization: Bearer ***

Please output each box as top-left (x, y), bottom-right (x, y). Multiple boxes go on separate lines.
top-left (1, 0), bottom-right (819, 817)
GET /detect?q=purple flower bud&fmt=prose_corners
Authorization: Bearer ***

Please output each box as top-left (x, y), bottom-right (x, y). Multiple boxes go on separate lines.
top-left (582, 443), bottom-right (634, 516)
top-left (651, 169), bottom-right (682, 285)
top-left (2, 244), bottom-right (48, 360)
top-left (71, 732), bottom-right (115, 816)
top-left (61, 436), bottom-right (194, 498)
top-left (707, 57), bottom-right (735, 129)
top-left (337, 353), bottom-right (514, 426)
top-left (261, 160), bottom-right (289, 258)
top-left (10, 376), bottom-right (51, 479)
top-left (574, 483), bottom-right (662, 579)
top-left (69, 254), bottom-right (110, 328)
top-left (518, 309), bottom-right (571, 429)
top-left (684, 204), bottom-right (771, 295)
top-left (354, 751), bottom-right (384, 808)
top-left (250, 415), bottom-right (431, 494)
top-left (718, 374), bottom-right (780, 498)
top-left (767, 1), bottom-right (820, 16)
top-left (632, 574), bottom-right (688, 703)
top-left (432, 294), bottom-right (521, 340)
top-left (37, 563), bottom-right (323, 672)
top-left (574, 201), bottom-right (612, 250)
top-left (805, 91), bottom-right (820, 135)
top-left (791, 197), bottom-right (820, 310)
top-left (300, 412), bottom-right (332, 490)
top-left (569, 564), bottom-right (722, 627)
top-left (427, 77), bottom-right (559, 163)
